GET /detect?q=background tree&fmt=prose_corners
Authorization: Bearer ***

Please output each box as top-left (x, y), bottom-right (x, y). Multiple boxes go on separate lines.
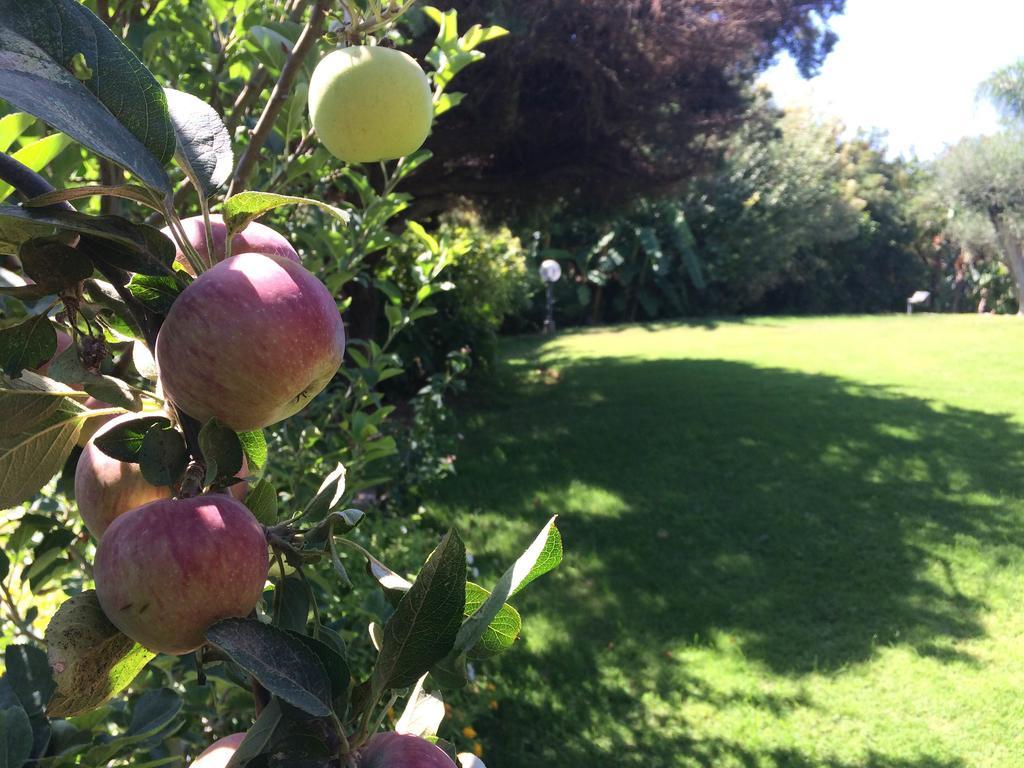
top-left (978, 58), bottom-right (1024, 125)
top-left (937, 133), bottom-right (1024, 315)
top-left (403, 0), bottom-right (847, 215)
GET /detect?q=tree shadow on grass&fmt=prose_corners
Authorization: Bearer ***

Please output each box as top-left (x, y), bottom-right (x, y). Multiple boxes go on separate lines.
top-left (436, 351), bottom-right (1024, 767)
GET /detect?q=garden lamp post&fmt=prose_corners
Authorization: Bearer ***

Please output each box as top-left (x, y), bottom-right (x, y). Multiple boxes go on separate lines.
top-left (539, 258), bottom-right (562, 334)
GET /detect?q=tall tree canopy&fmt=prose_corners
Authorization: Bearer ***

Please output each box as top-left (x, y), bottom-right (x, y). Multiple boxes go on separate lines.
top-left (408, 0), bottom-right (846, 214)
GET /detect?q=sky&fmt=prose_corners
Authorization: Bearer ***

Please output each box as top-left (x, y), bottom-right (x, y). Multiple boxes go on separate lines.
top-left (758, 0), bottom-right (1024, 159)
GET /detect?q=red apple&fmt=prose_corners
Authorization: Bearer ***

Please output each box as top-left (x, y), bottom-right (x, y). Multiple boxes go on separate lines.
top-left (75, 413), bottom-right (173, 540)
top-left (358, 733), bottom-right (456, 768)
top-left (155, 253), bottom-right (345, 431)
top-left (190, 733), bottom-right (246, 767)
top-left (75, 413), bottom-right (247, 540)
top-left (94, 495), bottom-right (269, 655)
top-left (161, 214), bottom-right (299, 273)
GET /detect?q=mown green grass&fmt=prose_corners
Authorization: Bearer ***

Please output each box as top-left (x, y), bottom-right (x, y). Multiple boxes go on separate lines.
top-left (430, 315), bottom-right (1024, 768)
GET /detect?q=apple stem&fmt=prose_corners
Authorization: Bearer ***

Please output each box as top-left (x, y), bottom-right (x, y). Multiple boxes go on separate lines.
top-left (179, 460), bottom-right (206, 499)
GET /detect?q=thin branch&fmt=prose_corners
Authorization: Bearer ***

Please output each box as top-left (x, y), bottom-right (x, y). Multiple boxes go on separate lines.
top-left (228, 0), bottom-right (330, 196)
top-left (1, 580), bottom-right (43, 643)
top-left (225, 67), bottom-right (270, 133)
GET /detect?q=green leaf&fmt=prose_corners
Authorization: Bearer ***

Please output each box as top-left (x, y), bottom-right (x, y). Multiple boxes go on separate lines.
top-left (0, 113), bottom-right (34, 153)
top-left (18, 237), bottom-right (94, 294)
top-left (83, 688), bottom-right (182, 765)
top-left (164, 88), bottom-right (233, 198)
top-left (138, 422), bottom-right (188, 487)
top-left (0, 399), bottom-right (84, 508)
top-left (47, 344), bottom-right (142, 412)
top-left (0, 315), bottom-right (56, 377)
top-left (238, 429), bottom-right (267, 470)
top-left (450, 517), bottom-right (561, 658)
top-left (302, 463), bottom-right (347, 520)
top-left (0, 705), bottom-right (32, 768)
top-left (371, 530), bottom-right (467, 695)
top-left (127, 689), bottom-right (182, 737)
top-left (0, 132), bottom-right (74, 203)
top-left (0, 551), bottom-right (7, 581)
top-left (4, 645), bottom-right (55, 716)
top-left (306, 508), bottom-right (365, 546)
top-left (0, 370), bottom-right (84, 439)
top-left (222, 192), bottom-right (349, 240)
top-left (93, 415), bottom-right (170, 462)
top-left (0, 11), bottom-right (171, 193)
top-left (198, 418), bottom-right (243, 486)
top-left (224, 698), bottom-right (283, 768)
top-left (127, 273), bottom-right (186, 315)
top-left (395, 675), bottom-right (445, 739)
top-left (206, 618), bottom-right (333, 718)
top-left (45, 591), bottom-right (155, 718)
top-left (245, 478), bottom-right (278, 526)
top-left (464, 582), bottom-right (522, 660)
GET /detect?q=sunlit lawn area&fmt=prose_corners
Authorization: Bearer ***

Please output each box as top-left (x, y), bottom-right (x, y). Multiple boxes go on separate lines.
top-left (432, 315), bottom-right (1024, 768)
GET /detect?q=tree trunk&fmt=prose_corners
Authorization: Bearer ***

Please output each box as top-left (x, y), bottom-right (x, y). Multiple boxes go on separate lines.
top-left (989, 211), bottom-right (1024, 315)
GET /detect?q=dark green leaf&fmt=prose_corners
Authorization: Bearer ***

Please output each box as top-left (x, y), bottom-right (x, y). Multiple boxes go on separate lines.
top-left (0, 315), bottom-right (56, 377)
top-left (81, 375), bottom-right (141, 412)
top-left (0, 206), bottom-right (175, 274)
top-left (127, 689), bottom-right (182, 737)
top-left (164, 88), bottom-right (233, 198)
top-left (4, 645), bottom-right (54, 717)
top-left (0, 705), bottom-right (32, 768)
top-left (93, 415), bottom-right (170, 462)
top-left (0, 551), bottom-right (7, 581)
top-left (238, 430), bottom-right (267, 471)
top-left (198, 418), bottom-right (243, 486)
top-left (245, 479), bottom-right (279, 526)
top-left (224, 698), bottom-right (283, 768)
top-left (206, 618), bottom-right (332, 718)
top-left (78, 228), bottom-right (176, 278)
top-left (127, 274), bottom-right (186, 315)
top-left (371, 530), bottom-right (467, 694)
top-left (274, 576), bottom-right (309, 634)
top-left (19, 237), bottom-right (93, 293)
top-left (138, 422), bottom-right (188, 487)
top-left (428, 649), bottom-right (469, 690)
top-left (286, 631), bottom-right (350, 710)
top-left (0, 0), bottom-right (173, 180)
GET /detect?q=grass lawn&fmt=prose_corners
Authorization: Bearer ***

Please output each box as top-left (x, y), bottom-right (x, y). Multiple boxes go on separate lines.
top-left (430, 315), bottom-right (1024, 768)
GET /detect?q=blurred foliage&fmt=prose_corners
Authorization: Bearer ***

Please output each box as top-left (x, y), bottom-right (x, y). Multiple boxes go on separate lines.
top-left (523, 96), bottom-right (934, 325)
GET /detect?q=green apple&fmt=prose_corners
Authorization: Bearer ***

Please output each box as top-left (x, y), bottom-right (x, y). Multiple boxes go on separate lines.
top-left (309, 45), bottom-right (433, 163)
